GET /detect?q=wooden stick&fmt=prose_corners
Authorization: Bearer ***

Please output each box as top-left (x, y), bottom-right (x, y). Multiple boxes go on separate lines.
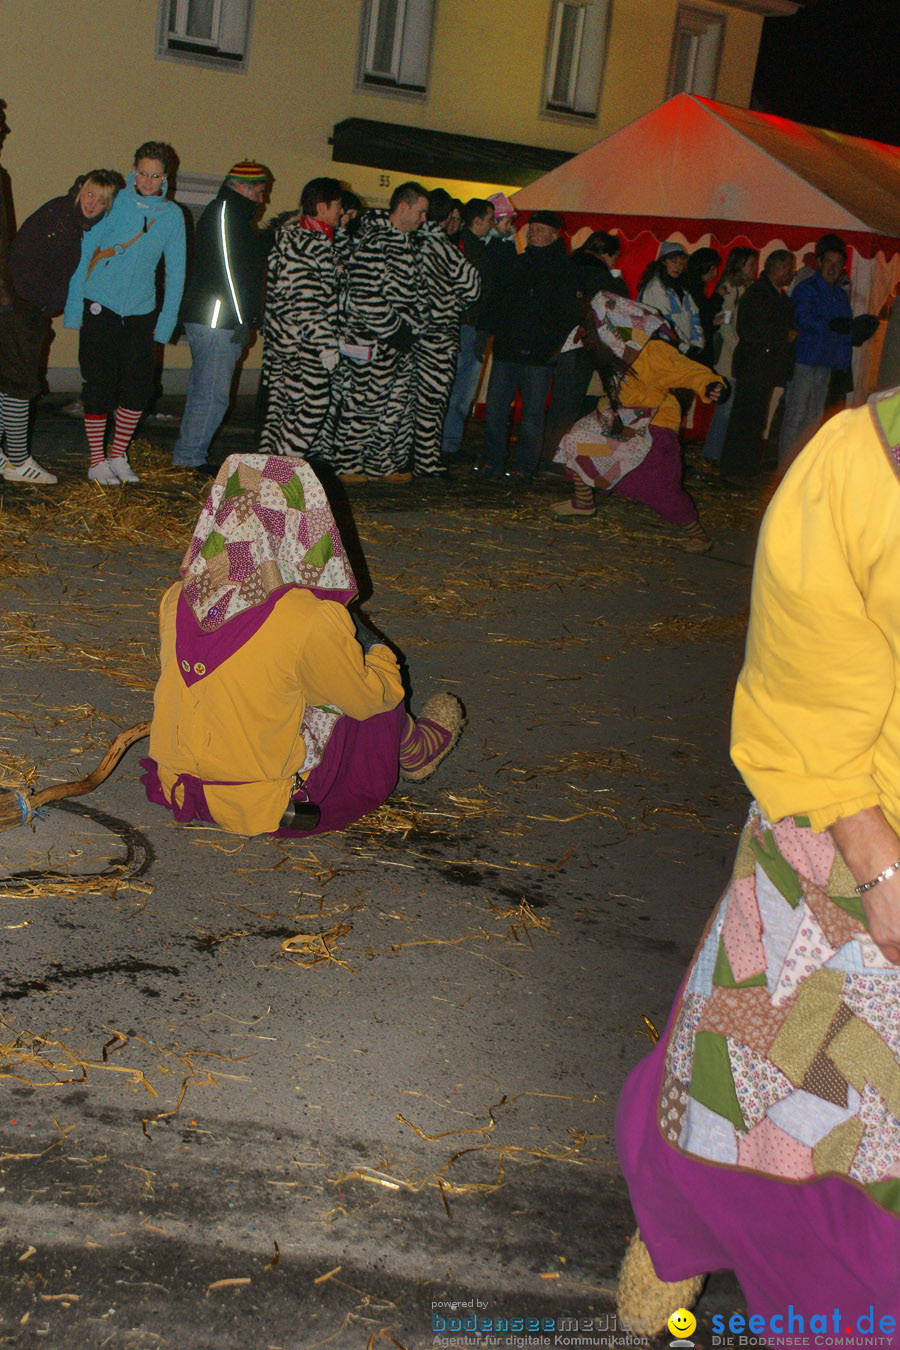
top-left (0, 720), bottom-right (151, 832)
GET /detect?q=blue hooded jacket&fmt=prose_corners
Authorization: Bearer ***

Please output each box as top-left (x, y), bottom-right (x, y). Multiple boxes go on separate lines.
top-left (64, 171), bottom-right (186, 343)
top-left (792, 269), bottom-right (852, 370)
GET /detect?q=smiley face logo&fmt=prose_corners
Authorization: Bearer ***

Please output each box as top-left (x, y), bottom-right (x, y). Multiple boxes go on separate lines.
top-left (667, 1308), bottom-right (697, 1340)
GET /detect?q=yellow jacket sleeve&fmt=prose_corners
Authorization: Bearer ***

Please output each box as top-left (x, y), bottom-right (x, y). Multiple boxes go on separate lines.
top-left (732, 406), bottom-right (900, 833)
top-left (622, 341), bottom-right (717, 429)
top-left (295, 599), bottom-right (404, 721)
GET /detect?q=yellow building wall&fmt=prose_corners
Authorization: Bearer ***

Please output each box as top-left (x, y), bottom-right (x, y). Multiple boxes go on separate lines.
top-left (600, 1), bottom-right (763, 134)
top-left (3, 0), bottom-right (765, 381)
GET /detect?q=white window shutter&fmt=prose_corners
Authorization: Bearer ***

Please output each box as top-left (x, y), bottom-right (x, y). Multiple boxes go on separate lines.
top-left (396, 0), bottom-right (432, 89)
top-left (216, 0), bottom-right (250, 56)
top-left (572, 0), bottom-right (609, 113)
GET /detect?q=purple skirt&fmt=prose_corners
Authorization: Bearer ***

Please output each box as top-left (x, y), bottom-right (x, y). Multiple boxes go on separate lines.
top-left (141, 702), bottom-right (407, 838)
top-left (616, 1030), bottom-right (900, 1326)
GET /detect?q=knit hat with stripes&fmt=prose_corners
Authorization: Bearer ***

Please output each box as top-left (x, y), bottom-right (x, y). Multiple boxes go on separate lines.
top-left (227, 160), bottom-right (269, 183)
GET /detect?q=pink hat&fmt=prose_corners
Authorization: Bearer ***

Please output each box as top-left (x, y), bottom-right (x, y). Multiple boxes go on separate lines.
top-left (488, 192), bottom-right (516, 219)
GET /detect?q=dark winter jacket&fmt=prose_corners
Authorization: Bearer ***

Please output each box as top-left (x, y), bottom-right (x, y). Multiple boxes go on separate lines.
top-left (0, 163), bottom-right (14, 307)
top-left (732, 273), bottom-right (796, 387)
top-left (572, 250), bottom-right (629, 302)
top-left (488, 237), bottom-right (580, 367)
top-left (485, 231), bottom-right (518, 294)
top-left (8, 182), bottom-right (105, 314)
top-left (458, 227), bottom-right (492, 327)
top-left (179, 184), bottom-right (270, 331)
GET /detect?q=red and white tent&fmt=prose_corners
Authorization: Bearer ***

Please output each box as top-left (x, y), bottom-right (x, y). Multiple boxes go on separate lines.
top-left (513, 94), bottom-right (900, 396)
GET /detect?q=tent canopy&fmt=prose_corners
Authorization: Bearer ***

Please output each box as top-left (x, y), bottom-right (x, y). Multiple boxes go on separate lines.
top-left (512, 95), bottom-right (900, 257)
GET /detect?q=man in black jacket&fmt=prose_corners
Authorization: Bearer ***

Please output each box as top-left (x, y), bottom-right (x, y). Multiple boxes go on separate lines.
top-left (172, 159), bottom-right (271, 471)
top-left (482, 210), bottom-right (580, 480)
top-left (719, 250), bottom-right (796, 482)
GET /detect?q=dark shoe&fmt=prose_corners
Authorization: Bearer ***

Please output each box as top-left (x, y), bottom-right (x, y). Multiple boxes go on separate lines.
top-left (173, 461), bottom-right (217, 478)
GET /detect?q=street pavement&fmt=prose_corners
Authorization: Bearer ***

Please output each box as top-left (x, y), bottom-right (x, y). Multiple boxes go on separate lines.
top-left (0, 403), bottom-right (765, 1348)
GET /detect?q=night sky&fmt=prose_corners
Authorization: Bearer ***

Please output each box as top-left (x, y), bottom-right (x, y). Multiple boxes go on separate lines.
top-left (752, 0), bottom-right (900, 146)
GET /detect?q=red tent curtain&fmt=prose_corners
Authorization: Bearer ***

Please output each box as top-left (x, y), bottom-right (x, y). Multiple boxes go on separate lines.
top-left (517, 211), bottom-right (900, 298)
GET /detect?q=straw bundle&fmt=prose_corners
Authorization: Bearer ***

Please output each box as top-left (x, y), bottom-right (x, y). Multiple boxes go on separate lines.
top-left (0, 720), bottom-right (150, 832)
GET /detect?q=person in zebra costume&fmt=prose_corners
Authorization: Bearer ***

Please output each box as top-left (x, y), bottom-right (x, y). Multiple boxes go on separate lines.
top-left (411, 189), bottom-right (481, 477)
top-left (314, 190), bottom-right (365, 461)
top-left (259, 177), bottom-right (343, 461)
top-left (334, 182), bottom-right (429, 482)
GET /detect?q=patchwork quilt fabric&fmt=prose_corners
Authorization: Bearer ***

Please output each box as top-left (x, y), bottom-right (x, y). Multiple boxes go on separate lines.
top-left (661, 806), bottom-right (900, 1216)
top-left (554, 404), bottom-right (656, 489)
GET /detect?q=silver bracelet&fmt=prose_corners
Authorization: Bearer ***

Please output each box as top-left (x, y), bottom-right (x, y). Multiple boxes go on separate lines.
top-left (855, 857), bottom-right (900, 895)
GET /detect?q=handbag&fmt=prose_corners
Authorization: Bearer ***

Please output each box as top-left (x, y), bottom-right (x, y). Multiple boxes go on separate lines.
top-left (86, 218), bottom-right (155, 279)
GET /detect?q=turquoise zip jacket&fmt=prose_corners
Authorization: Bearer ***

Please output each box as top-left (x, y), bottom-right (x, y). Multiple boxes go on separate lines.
top-left (64, 171), bottom-right (186, 343)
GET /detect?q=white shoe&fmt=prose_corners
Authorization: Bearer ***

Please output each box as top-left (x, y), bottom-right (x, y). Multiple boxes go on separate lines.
top-left (88, 460), bottom-right (120, 485)
top-left (2, 455), bottom-right (58, 485)
top-left (108, 455), bottom-right (140, 484)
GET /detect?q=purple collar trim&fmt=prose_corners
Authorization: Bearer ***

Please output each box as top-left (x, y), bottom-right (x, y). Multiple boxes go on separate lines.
top-left (175, 585), bottom-right (341, 685)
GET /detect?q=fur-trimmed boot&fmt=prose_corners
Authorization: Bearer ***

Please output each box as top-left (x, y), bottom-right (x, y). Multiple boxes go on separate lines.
top-left (616, 1229), bottom-right (705, 1337)
top-left (399, 694), bottom-right (466, 782)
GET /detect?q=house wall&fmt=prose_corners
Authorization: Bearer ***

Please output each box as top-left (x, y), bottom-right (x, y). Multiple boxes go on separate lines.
top-left (3, 0), bottom-right (767, 386)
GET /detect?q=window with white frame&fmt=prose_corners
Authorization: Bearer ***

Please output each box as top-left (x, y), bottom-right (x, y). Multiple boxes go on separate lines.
top-left (667, 6), bottom-right (724, 99)
top-left (544, 1), bottom-right (611, 118)
top-left (157, 0), bottom-right (253, 72)
top-left (358, 0), bottom-right (435, 94)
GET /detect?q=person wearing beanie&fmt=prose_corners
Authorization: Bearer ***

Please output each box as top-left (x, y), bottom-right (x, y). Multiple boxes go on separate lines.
top-left (260, 176), bottom-right (343, 462)
top-left (409, 187), bottom-right (480, 476)
top-left (637, 241), bottom-right (703, 358)
top-left (171, 159), bottom-right (271, 473)
top-left (65, 140), bottom-right (186, 484)
top-left (487, 193), bottom-right (515, 222)
top-left (485, 193), bottom-right (519, 293)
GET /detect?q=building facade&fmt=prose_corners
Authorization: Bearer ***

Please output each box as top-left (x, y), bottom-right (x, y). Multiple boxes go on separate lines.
top-left (4, 0), bottom-right (798, 384)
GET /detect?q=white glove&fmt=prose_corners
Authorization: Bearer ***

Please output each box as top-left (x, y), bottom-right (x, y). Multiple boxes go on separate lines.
top-left (319, 348), bottom-right (339, 372)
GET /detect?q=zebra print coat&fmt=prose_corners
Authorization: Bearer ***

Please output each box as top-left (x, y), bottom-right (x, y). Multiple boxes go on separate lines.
top-left (333, 213), bottom-right (428, 476)
top-left (411, 221), bottom-right (482, 473)
top-left (342, 211), bottom-right (427, 343)
top-left (415, 223), bottom-right (481, 333)
top-left (260, 222), bottom-right (339, 458)
top-left (263, 223), bottom-right (339, 356)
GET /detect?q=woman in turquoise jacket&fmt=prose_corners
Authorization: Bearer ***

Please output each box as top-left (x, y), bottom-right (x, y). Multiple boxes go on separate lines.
top-left (65, 141), bottom-right (186, 484)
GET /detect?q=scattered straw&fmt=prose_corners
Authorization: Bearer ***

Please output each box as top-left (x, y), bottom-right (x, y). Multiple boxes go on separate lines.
top-left (526, 748), bottom-right (641, 780)
top-left (625, 611), bottom-right (749, 649)
top-left (0, 1018), bottom-right (245, 1136)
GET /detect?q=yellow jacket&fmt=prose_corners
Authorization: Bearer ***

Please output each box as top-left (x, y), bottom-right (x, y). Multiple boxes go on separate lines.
top-left (732, 400), bottom-right (900, 834)
top-left (594, 339), bottom-right (717, 429)
top-left (149, 583), bottom-right (404, 835)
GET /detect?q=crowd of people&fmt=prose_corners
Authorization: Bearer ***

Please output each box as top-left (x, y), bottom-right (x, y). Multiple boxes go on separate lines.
top-left (4, 115), bottom-right (900, 1336)
top-left (0, 125), bottom-right (884, 546)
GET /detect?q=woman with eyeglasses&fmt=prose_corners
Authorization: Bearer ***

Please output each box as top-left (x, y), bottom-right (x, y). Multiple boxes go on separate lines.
top-left (65, 141), bottom-right (186, 484)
